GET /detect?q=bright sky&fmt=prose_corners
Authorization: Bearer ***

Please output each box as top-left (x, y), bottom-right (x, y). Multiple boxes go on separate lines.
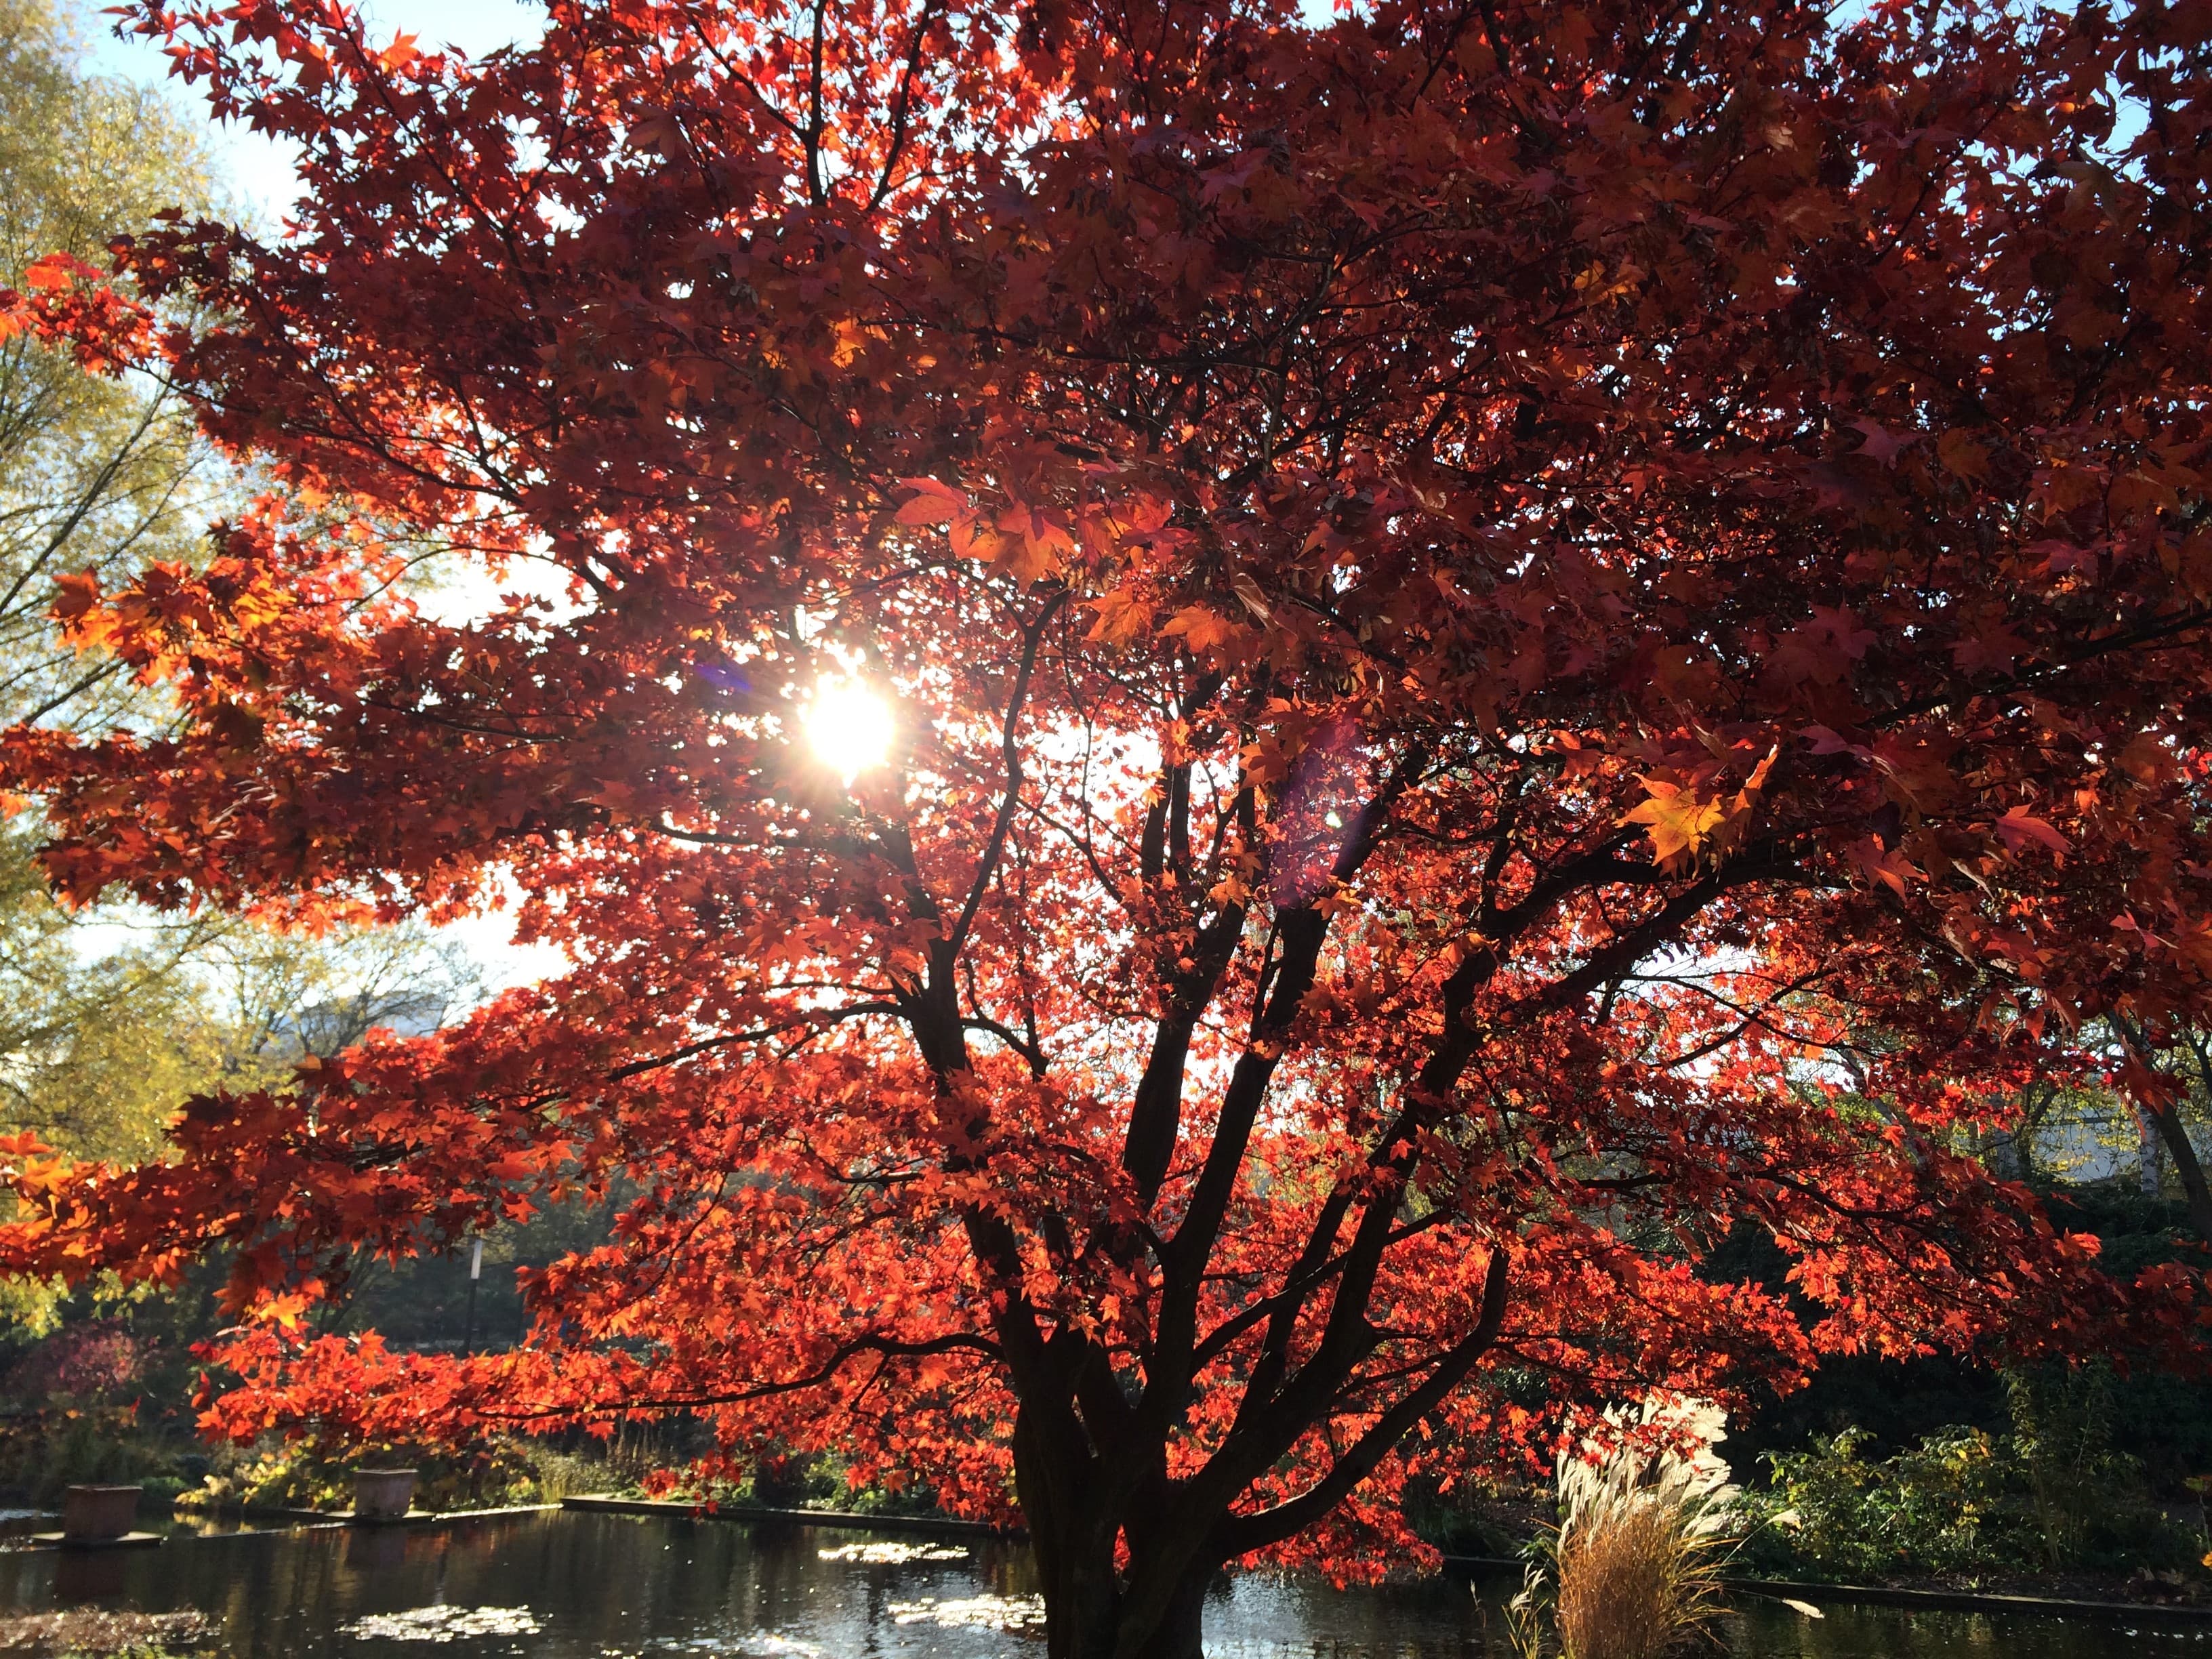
top-left (81, 0), bottom-right (1342, 224)
top-left (81, 0), bottom-right (548, 226)
top-left (73, 2), bottom-right (557, 989)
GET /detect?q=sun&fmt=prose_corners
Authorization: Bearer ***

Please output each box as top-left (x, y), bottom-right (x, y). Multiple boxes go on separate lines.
top-left (802, 677), bottom-right (897, 783)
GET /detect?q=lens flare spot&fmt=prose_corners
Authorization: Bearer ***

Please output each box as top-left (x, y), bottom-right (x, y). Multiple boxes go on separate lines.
top-left (804, 679), bottom-right (895, 781)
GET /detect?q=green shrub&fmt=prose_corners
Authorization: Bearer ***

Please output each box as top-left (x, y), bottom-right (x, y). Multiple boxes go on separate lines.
top-left (2003, 1365), bottom-right (2137, 1569)
top-left (1742, 1367), bottom-right (2205, 1580)
top-left (177, 1437), bottom-right (559, 1514)
top-left (0, 1407), bottom-right (185, 1503)
top-left (1748, 1425), bottom-right (2017, 1578)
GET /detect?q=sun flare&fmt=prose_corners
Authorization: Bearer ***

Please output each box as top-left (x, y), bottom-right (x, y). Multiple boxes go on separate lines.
top-left (802, 678), bottom-right (897, 782)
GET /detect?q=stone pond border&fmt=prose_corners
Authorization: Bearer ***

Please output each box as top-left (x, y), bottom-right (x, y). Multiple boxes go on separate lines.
top-left (1439, 1552), bottom-right (2212, 1626)
top-left (560, 1493), bottom-right (1011, 1537)
top-left (1729, 1574), bottom-right (2212, 1626)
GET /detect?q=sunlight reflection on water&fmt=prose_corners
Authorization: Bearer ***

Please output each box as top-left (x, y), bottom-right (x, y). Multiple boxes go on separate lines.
top-left (813, 1541), bottom-right (968, 1564)
top-left (340, 1607), bottom-right (545, 1643)
top-left (886, 1593), bottom-right (1047, 1631)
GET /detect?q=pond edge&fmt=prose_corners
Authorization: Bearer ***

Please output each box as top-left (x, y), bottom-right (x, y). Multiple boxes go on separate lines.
top-left (1441, 1553), bottom-right (2212, 1625)
top-left (559, 1494), bottom-right (1012, 1538)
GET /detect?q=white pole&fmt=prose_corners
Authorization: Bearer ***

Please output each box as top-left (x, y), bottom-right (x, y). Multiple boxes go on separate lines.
top-left (464, 1237), bottom-right (484, 1354)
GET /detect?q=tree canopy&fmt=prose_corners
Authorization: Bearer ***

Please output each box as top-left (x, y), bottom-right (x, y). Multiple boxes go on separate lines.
top-left (2, 0), bottom-right (2209, 1653)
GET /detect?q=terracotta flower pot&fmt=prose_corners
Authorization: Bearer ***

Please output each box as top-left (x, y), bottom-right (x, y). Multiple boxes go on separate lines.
top-left (352, 1467), bottom-right (419, 1521)
top-left (60, 1484), bottom-right (142, 1542)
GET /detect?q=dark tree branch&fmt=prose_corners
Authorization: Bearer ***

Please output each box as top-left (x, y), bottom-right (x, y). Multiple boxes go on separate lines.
top-left (606, 1002), bottom-right (901, 1080)
top-left (1218, 1247), bottom-right (1510, 1557)
top-left (2111, 1014), bottom-right (2212, 1244)
top-left (472, 1331), bottom-right (1003, 1419)
top-left (949, 590), bottom-right (1067, 954)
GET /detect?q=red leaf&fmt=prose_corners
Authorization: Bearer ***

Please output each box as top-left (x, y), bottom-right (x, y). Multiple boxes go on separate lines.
top-left (1992, 806), bottom-right (2070, 861)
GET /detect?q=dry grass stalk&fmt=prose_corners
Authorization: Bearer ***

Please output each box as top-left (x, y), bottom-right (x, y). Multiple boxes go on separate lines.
top-left (1510, 1397), bottom-right (1739, 1659)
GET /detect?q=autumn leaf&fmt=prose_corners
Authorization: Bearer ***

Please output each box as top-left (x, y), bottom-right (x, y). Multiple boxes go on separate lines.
top-left (829, 318), bottom-right (869, 367)
top-left (1991, 806), bottom-right (2070, 862)
top-left (1229, 571), bottom-right (1271, 621)
top-left (1936, 429), bottom-right (1990, 481)
top-left (1620, 777), bottom-right (1731, 872)
top-left (995, 504), bottom-right (1075, 583)
top-left (895, 478), bottom-right (967, 525)
top-left (51, 569), bottom-right (101, 625)
top-left (1848, 836), bottom-right (1926, 899)
top-left (1086, 588), bottom-right (1152, 646)
top-left (255, 1292), bottom-right (312, 1332)
top-left (1158, 605), bottom-right (1235, 652)
top-left (949, 514), bottom-right (1004, 562)
top-left (1620, 749), bottom-right (1774, 873)
top-left (1949, 625), bottom-right (2026, 676)
top-left (1848, 417), bottom-right (1912, 466)
top-left (1769, 607), bottom-right (1877, 686)
top-left (2117, 731), bottom-right (2174, 784)
top-left (22, 254), bottom-right (81, 293)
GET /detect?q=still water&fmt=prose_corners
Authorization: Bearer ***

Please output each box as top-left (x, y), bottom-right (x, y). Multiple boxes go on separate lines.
top-left (0, 1509), bottom-right (2197, 1658)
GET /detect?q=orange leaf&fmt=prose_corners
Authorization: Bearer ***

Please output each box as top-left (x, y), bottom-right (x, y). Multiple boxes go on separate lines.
top-left (894, 478), bottom-right (966, 526)
top-left (24, 256), bottom-right (78, 293)
top-left (1848, 837), bottom-right (1925, 899)
top-left (1085, 589), bottom-right (1153, 646)
top-left (1158, 605), bottom-right (1234, 653)
top-left (1620, 777), bottom-right (1729, 872)
top-left (52, 570), bottom-right (102, 624)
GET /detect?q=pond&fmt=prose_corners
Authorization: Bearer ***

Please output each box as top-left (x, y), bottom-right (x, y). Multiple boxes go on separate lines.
top-left (0, 1509), bottom-right (2198, 1659)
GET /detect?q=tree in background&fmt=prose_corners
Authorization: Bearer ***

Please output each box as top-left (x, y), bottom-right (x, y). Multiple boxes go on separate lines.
top-left (0, 0), bottom-right (234, 1334)
top-left (0, 0), bottom-right (219, 735)
top-left (0, 0), bottom-right (485, 1336)
top-left (3, 1), bottom-right (2211, 1655)
top-left (2105, 1015), bottom-right (2212, 1239)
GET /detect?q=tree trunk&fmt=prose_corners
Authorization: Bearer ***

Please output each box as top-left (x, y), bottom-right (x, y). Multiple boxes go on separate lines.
top-left (1120, 1574), bottom-right (1209, 1659)
top-left (2146, 1100), bottom-right (2212, 1245)
top-left (1982, 1127), bottom-right (2025, 1181)
top-left (1016, 1410), bottom-right (1218, 1659)
top-left (2113, 1017), bottom-right (2212, 1242)
top-left (1015, 1411), bottom-right (1122, 1659)
top-left (1027, 1525), bottom-right (1214, 1659)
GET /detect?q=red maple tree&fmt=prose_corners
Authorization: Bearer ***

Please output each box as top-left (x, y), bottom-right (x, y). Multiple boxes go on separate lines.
top-left (5, 0), bottom-right (2212, 1652)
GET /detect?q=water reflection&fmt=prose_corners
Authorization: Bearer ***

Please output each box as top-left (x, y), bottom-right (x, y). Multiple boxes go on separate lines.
top-left (0, 1509), bottom-right (2183, 1659)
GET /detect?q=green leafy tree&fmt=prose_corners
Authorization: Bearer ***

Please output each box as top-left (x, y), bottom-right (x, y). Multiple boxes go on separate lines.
top-left (0, 4), bottom-right (242, 1342)
top-left (0, 2), bottom-right (491, 1334)
top-left (0, 0), bottom-right (221, 733)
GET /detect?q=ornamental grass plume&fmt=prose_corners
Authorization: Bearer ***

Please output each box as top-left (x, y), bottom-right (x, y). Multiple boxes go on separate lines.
top-left (1509, 1398), bottom-right (1740, 1659)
